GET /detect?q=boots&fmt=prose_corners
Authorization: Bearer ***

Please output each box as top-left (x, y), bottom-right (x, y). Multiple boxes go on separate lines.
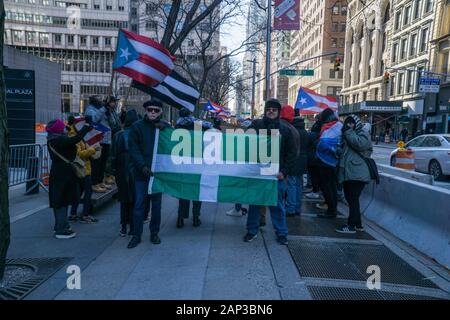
top-left (193, 215), bottom-right (201, 227)
top-left (176, 216), bottom-right (184, 228)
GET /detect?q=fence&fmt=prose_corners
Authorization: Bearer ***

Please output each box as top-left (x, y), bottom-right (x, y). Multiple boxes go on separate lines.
top-left (8, 144), bottom-right (50, 192)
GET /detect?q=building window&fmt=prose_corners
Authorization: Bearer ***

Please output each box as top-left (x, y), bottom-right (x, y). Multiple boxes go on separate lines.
top-left (332, 22), bottom-right (338, 32)
top-left (407, 70), bottom-right (414, 93)
top-left (67, 34), bottom-right (74, 45)
top-left (131, 24), bottom-right (138, 32)
top-left (106, 5), bottom-right (112, 10)
top-left (94, 4), bottom-right (100, 9)
top-left (425, 0), bottom-right (433, 13)
top-left (341, 6), bottom-right (347, 15)
top-left (119, 6), bottom-right (124, 11)
top-left (390, 76), bottom-right (396, 96)
top-left (80, 36), bottom-right (87, 46)
top-left (395, 11), bottom-right (401, 30)
top-left (332, 5), bottom-right (339, 15)
top-left (131, 8), bottom-right (137, 16)
top-left (414, 0), bottom-right (422, 19)
top-left (105, 37), bottom-right (111, 47)
top-left (400, 38), bottom-right (407, 59)
top-left (26, 31), bottom-right (36, 44)
top-left (13, 30), bottom-right (24, 43)
top-left (404, 6), bottom-right (411, 25)
top-left (39, 33), bottom-right (49, 45)
top-left (420, 27), bottom-right (428, 52)
top-left (329, 69), bottom-right (336, 79)
top-left (416, 67), bottom-right (424, 90)
top-left (42, 0), bottom-right (50, 5)
top-left (392, 43), bottom-right (398, 62)
top-left (398, 73), bottom-right (404, 94)
top-left (92, 36), bottom-right (99, 46)
top-left (340, 23), bottom-right (346, 32)
top-left (331, 38), bottom-right (337, 47)
top-left (338, 38), bottom-right (345, 48)
top-left (146, 3), bottom-right (158, 14)
top-left (409, 33), bottom-right (417, 56)
top-left (146, 21), bottom-right (157, 31)
top-left (54, 34), bottom-right (61, 45)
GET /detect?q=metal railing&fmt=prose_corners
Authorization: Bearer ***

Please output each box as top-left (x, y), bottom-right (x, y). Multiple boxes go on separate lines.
top-left (8, 144), bottom-right (50, 192)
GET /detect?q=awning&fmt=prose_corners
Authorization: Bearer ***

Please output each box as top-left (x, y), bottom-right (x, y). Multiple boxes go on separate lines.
top-left (339, 101), bottom-right (403, 115)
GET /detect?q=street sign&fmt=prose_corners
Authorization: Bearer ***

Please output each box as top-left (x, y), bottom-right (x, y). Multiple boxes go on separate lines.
top-left (279, 69), bottom-right (314, 76)
top-left (419, 78), bottom-right (440, 93)
top-left (273, 0), bottom-right (300, 30)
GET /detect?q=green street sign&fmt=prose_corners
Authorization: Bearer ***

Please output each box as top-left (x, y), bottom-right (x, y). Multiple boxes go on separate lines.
top-left (279, 69), bottom-right (314, 76)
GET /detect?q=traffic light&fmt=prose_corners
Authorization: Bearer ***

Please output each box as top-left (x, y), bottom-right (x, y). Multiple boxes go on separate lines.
top-left (384, 71), bottom-right (390, 84)
top-left (334, 57), bottom-right (341, 71)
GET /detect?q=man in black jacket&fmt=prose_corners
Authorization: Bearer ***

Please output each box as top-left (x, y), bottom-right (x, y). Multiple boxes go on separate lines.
top-left (127, 99), bottom-right (170, 249)
top-left (243, 99), bottom-right (298, 245)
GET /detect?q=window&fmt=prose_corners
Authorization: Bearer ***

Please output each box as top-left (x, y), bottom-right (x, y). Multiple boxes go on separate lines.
top-left (188, 39), bottom-right (194, 46)
top-left (331, 38), bottom-right (337, 47)
top-left (420, 28), bottom-right (428, 52)
top-left (146, 3), bottom-right (158, 14)
top-left (416, 66), bottom-right (424, 90)
top-left (332, 6), bottom-right (339, 15)
top-left (404, 6), bottom-right (411, 25)
top-left (67, 34), bottom-right (74, 45)
top-left (392, 43), bottom-right (398, 62)
top-left (94, 4), bottom-right (100, 9)
top-left (340, 23), bottom-right (346, 32)
top-left (329, 69), bottom-right (336, 79)
top-left (131, 8), bottom-right (137, 16)
top-left (390, 76), bottom-right (396, 96)
top-left (407, 70), bottom-right (414, 93)
top-left (425, 0), bottom-right (433, 13)
top-left (131, 24), bottom-right (138, 32)
top-left (414, 0), bottom-right (422, 19)
top-left (145, 21), bottom-right (157, 31)
top-left (26, 31), bottom-right (36, 43)
top-left (401, 38), bottom-right (407, 59)
top-left (341, 6), bottom-right (347, 15)
top-left (395, 11), bottom-right (401, 30)
top-left (338, 38), bottom-right (345, 48)
top-left (106, 5), bottom-right (112, 10)
top-left (410, 33), bottom-right (417, 56)
top-left (39, 33), bottom-right (49, 45)
top-left (422, 136), bottom-right (441, 147)
top-left (332, 22), bottom-right (338, 32)
top-left (406, 136), bottom-right (425, 147)
top-left (398, 73), bottom-right (404, 94)
top-left (80, 35), bottom-right (86, 46)
top-left (54, 34), bottom-right (61, 44)
top-left (42, 0), bottom-right (50, 5)
top-left (105, 37), bottom-right (111, 46)
top-left (92, 36), bottom-right (99, 46)
top-left (13, 30), bottom-right (23, 43)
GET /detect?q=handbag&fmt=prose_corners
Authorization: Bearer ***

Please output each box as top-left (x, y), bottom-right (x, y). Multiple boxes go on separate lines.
top-left (48, 144), bottom-right (87, 178)
top-left (345, 137), bottom-right (380, 184)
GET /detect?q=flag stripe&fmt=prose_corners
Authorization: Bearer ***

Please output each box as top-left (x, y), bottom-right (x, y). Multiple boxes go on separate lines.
top-left (217, 176), bottom-right (278, 206)
top-left (151, 84), bottom-right (197, 111)
top-left (138, 54), bottom-right (172, 76)
top-left (124, 60), bottom-right (166, 82)
top-left (116, 66), bottom-right (160, 87)
top-left (127, 39), bottom-right (174, 70)
top-left (122, 29), bottom-right (175, 64)
top-left (163, 75), bottom-right (201, 99)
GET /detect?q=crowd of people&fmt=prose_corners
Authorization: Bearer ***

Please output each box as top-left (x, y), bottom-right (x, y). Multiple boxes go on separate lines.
top-left (45, 95), bottom-right (374, 247)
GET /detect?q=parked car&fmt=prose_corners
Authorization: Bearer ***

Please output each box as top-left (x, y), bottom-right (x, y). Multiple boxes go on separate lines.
top-left (390, 134), bottom-right (450, 180)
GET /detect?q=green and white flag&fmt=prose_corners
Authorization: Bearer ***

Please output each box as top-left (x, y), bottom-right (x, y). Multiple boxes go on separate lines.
top-left (148, 127), bottom-right (280, 206)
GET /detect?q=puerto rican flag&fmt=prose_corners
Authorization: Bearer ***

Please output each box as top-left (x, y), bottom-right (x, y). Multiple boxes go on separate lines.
top-left (73, 117), bottom-right (110, 146)
top-left (295, 87), bottom-right (338, 115)
top-left (113, 29), bottom-right (175, 87)
top-left (203, 100), bottom-right (223, 113)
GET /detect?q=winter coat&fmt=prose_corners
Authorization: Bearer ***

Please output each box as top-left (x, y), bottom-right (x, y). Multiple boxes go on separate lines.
top-left (67, 125), bottom-right (96, 176)
top-left (337, 127), bottom-right (373, 184)
top-left (111, 111), bottom-right (139, 203)
top-left (307, 121), bottom-right (321, 167)
top-left (85, 104), bottom-right (112, 145)
top-left (248, 117), bottom-right (298, 177)
top-left (128, 115), bottom-right (171, 181)
top-left (47, 126), bottom-right (90, 208)
top-left (292, 118), bottom-right (308, 175)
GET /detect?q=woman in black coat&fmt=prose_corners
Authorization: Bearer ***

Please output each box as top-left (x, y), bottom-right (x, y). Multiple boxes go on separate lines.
top-left (46, 119), bottom-right (91, 239)
top-left (111, 109), bottom-right (139, 236)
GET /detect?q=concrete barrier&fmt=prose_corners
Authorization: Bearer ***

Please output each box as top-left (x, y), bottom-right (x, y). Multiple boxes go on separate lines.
top-left (378, 164), bottom-right (434, 185)
top-left (361, 173), bottom-right (450, 268)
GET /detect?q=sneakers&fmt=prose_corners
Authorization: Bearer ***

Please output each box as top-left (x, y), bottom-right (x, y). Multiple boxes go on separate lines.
top-left (277, 235), bottom-right (288, 245)
top-left (127, 236), bottom-right (141, 249)
top-left (104, 176), bottom-right (115, 185)
top-left (193, 216), bottom-right (201, 227)
top-left (119, 226), bottom-right (127, 237)
top-left (55, 230), bottom-right (77, 239)
top-left (243, 232), bottom-right (258, 242)
top-left (316, 203), bottom-right (328, 210)
top-left (100, 183), bottom-right (112, 190)
top-left (92, 184), bottom-right (107, 193)
top-left (355, 225), bottom-right (365, 232)
top-left (150, 234), bottom-right (161, 245)
top-left (226, 208), bottom-right (243, 217)
top-left (305, 192), bottom-right (320, 199)
top-left (79, 216), bottom-right (98, 224)
top-left (336, 225), bottom-right (356, 234)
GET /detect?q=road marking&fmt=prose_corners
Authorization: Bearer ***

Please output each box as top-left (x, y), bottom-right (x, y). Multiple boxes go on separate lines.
top-left (11, 204), bottom-right (49, 223)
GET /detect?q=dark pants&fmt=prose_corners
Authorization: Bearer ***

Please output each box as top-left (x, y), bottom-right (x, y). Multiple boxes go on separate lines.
top-left (120, 202), bottom-right (134, 230)
top-left (178, 199), bottom-right (201, 218)
top-left (54, 207), bottom-right (70, 234)
top-left (343, 180), bottom-right (366, 227)
top-left (92, 143), bottom-right (110, 185)
top-left (70, 175), bottom-right (93, 217)
top-left (308, 165), bottom-right (321, 193)
top-left (133, 179), bottom-right (162, 238)
top-left (318, 163), bottom-right (338, 215)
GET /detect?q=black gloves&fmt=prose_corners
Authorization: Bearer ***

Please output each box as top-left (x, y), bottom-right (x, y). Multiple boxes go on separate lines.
top-left (142, 167), bottom-right (153, 177)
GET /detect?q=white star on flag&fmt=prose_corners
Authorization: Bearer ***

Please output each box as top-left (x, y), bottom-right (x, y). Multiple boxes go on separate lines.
top-left (300, 97), bottom-right (307, 105)
top-left (120, 47), bottom-right (132, 61)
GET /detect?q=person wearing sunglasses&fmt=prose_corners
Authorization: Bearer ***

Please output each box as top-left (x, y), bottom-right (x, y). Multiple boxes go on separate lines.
top-left (127, 99), bottom-right (170, 249)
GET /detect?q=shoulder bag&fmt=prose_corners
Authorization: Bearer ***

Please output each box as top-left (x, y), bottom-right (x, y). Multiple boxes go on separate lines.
top-left (48, 144), bottom-right (87, 179)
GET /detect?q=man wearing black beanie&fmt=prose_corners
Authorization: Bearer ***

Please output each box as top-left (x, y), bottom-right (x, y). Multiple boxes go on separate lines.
top-left (243, 98), bottom-right (298, 245)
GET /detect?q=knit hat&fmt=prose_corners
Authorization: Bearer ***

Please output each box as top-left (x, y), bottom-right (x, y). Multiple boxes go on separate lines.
top-left (345, 114), bottom-right (363, 131)
top-left (319, 108), bottom-right (337, 123)
top-left (45, 119), bottom-right (65, 134)
top-left (143, 99), bottom-right (163, 109)
top-left (280, 105), bottom-right (294, 123)
top-left (264, 98), bottom-right (282, 111)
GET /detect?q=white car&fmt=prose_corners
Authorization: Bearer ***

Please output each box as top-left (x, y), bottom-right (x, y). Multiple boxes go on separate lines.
top-left (390, 134), bottom-right (450, 180)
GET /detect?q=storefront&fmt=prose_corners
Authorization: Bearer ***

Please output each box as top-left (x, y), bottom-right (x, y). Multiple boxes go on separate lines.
top-left (339, 101), bottom-right (403, 141)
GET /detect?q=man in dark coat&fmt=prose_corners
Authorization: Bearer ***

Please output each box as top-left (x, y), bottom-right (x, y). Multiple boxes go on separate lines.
top-left (305, 117), bottom-right (322, 199)
top-left (174, 108), bottom-right (211, 228)
top-left (46, 119), bottom-right (92, 239)
top-left (111, 109), bottom-right (139, 237)
top-left (287, 116), bottom-right (308, 216)
top-left (243, 98), bottom-right (298, 245)
top-left (127, 99), bottom-right (170, 248)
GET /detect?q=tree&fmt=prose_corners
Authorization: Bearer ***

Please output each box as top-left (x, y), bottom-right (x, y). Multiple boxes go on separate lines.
top-left (0, 0), bottom-right (10, 282)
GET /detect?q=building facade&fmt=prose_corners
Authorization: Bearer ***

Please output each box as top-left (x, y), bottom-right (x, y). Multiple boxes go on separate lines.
top-left (4, 0), bottom-right (130, 114)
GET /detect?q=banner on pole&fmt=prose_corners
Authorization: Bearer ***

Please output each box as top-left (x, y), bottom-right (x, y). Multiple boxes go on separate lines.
top-left (273, 0), bottom-right (300, 30)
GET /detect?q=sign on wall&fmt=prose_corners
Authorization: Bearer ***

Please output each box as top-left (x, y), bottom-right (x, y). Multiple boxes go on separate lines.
top-left (273, 0), bottom-right (300, 30)
top-left (5, 68), bottom-right (36, 145)
top-left (419, 78), bottom-right (440, 93)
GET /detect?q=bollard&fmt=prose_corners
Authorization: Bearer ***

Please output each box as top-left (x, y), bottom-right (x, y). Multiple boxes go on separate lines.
top-left (394, 149), bottom-right (415, 170)
top-left (25, 156), bottom-right (40, 194)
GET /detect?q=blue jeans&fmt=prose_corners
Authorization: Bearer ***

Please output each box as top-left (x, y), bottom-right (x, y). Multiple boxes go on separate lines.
top-left (286, 175), bottom-right (303, 214)
top-left (54, 207), bottom-right (70, 234)
top-left (133, 179), bottom-right (162, 238)
top-left (70, 175), bottom-right (93, 217)
top-left (246, 180), bottom-right (288, 236)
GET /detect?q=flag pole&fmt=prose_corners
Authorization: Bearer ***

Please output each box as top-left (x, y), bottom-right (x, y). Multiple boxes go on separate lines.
top-left (108, 29), bottom-right (121, 96)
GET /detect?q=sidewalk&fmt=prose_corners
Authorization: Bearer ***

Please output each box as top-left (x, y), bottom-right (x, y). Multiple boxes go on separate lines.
top-left (4, 192), bottom-right (450, 300)
top-left (372, 142), bottom-right (397, 149)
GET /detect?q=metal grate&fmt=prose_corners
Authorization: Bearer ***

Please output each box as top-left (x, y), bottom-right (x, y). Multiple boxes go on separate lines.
top-left (307, 286), bottom-right (443, 300)
top-left (287, 215), bottom-right (375, 240)
top-left (0, 257), bottom-right (72, 300)
top-left (288, 240), bottom-right (439, 288)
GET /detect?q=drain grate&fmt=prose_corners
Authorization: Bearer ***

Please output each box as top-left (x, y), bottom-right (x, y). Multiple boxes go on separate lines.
top-left (307, 286), bottom-right (443, 300)
top-left (0, 257), bottom-right (72, 300)
top-left (288, 240), bottom-right (438, 289)
top-left (287, 215), bottom-right (375, 240)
